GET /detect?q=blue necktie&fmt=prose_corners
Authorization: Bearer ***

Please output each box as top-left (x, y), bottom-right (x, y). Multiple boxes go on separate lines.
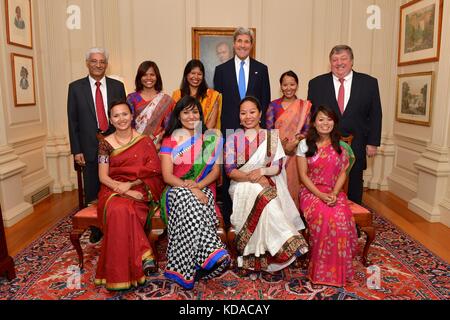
top-left (238, 60), bottom-right (246, 99)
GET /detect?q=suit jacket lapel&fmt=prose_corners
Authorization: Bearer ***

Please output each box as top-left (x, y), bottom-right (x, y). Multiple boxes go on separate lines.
top-left (83, 76), bottom-right (96, 120)
top-left (326, 73), bottom-right (341, 117)
top-left (344, 71), bottom-right (360, 116)
top-left (106, 77), bottom-right (113, 110)
top-left (247, 58), bottom-right (256, 95)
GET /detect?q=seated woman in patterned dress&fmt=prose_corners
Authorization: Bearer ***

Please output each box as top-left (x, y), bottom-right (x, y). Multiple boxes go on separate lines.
top-left (95, 100), bottom-right (164, 291)
top-left (160, 95), bottom-right (230, 290)
top-left (296, 105), bottom-right (358, 287)
top-left (224, 96), bottom-right (309, 273)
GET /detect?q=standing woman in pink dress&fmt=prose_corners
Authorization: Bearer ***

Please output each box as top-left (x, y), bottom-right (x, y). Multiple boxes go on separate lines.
top-left (266, 71), bottom-right (311, 209)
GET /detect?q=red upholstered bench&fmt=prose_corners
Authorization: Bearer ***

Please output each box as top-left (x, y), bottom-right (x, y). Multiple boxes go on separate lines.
top-left (69, 202), bottom-right (167, 269)
top-left (69, 161), bottom-right (226, 269)
top-left (70, 205), bottom-right (100, 269)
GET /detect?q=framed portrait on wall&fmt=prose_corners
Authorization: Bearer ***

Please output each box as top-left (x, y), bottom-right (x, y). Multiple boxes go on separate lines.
top-left (11, 53), bottom-right (36, 106)
top-left (398, 0), bottom-right (443, 66)
top-left (192, 27), bottom-right (256, 88)
top-left (396, 72), bottom-right (433, 126)
top-left (5, 0), bottom-right (33, 49)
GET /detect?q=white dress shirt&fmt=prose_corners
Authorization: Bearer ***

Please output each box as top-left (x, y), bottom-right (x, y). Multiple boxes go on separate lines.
top-left (234, 56), bottom-right (250, 91)
top-left (332, 71), bottom-right (353, 111)
top-left (88, 76), bottom-right (109, 125)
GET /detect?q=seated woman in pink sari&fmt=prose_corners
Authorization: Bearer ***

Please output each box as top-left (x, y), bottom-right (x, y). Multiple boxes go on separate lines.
top-left (266, 71), bottom-right (311, 209)
top-left (296, 105), bottom-right (358, 287)
top-left (127, 61), bottom-right (175, 149)
top-left (160, 95), bottom-right (230, 290)
top-left (225, 96), bottom-right (309, 273)
top-left (95, 100), bottom-right (165, 291)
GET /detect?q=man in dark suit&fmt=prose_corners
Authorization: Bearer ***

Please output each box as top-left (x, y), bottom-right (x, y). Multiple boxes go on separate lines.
top-left (67, 47), bottom-right (126, 242)
top-left (214, 27), bottom-right (271, 131)
top-left (213, 27), bottom-right (271, 225)
top-left (307, 45), bottom-right (382, 205)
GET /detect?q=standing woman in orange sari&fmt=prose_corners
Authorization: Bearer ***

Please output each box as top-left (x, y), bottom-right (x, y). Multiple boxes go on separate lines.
top-left (95, 100), bottom-right (164, 291)
top-left (172, 59), bottom-right (222, 129)
top-left (266, 71), bottom-right (312, 208)
top-left (127, 61), bottom-right (175, 150)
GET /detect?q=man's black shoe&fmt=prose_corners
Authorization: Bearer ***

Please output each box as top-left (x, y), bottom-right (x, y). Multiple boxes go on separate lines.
top-left (89, 226), bottom-right (103, 244)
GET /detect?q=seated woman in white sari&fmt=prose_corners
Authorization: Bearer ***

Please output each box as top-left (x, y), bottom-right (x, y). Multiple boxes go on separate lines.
top-left (224, 96), bottom-right (309, 272)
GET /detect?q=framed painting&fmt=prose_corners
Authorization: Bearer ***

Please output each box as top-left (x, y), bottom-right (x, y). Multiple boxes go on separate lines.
top-left (398, 0), bottom-right (443, 66)
top-left (11, 53), bottom-right (36, 106)
top-left (192, 27), bottom-right (256, 88)
top-left (5, 0), bottom-right (33, 49)
top-left (396, 72), bottom-right (433, 126)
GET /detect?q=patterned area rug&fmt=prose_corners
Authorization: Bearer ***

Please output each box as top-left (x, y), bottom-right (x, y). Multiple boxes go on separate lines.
top-left (1, 209), bottom-right (449, 300)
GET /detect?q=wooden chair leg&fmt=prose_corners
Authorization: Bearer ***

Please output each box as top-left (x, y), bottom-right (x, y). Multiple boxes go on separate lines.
top-left (70, 229), bottom-right (84, 269)
top-left (0, 256), bottom-right (16, 280)
top-left (360, 226), bottom-right (375, 267)
top-left (148, 230), bottom-right (161, 269)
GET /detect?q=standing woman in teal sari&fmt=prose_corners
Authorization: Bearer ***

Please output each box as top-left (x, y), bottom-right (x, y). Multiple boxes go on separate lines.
top-left (160, 95), bottom-right (230, 290)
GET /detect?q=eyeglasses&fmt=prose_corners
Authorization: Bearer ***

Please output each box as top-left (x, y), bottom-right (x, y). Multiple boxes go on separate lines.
top-left (88, 60), bottom-right (107, 66)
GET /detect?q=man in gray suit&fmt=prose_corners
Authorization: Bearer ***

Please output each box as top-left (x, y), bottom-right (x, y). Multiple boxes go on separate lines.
top-left (67, 47), bottom-right (126, 242)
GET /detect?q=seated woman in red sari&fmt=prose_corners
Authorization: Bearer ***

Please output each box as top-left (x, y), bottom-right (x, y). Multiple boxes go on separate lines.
top-left (94, 100), bottom-right (164, 291)
top-left (160, 95), bottom-right (230, 290)
top-left (266, 71), bottom-right (311, 209)
top-left (127, 61), bottom-right (175, 149)
top-left (296, 105), bottom-right (358, 287)
top-left (225, 96), bottom-right (309, 273)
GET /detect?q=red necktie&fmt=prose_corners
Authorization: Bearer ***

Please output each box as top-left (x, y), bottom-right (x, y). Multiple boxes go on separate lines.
top-left (95, 82), bottom-right (108, 132)
top-left (338, 78), bottom-right (345, 114)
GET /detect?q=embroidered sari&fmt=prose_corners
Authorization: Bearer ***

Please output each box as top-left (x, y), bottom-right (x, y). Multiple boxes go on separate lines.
top-left (94, 135), bottom-right (164, 290)
top-left (127, 91), bottom-right (175, 145)
top-left (225, 129), bottom-right (308, 272)
top-left (172, 89), bottom-right (222, 129)
top-left (160, 130), bottom-right (229, 289)
top-left (266, 98), bottom-right (311, 209)
top-left (298, 140), bottom-right (358, 287)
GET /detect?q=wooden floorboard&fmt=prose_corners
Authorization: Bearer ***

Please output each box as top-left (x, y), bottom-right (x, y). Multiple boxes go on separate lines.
top-left (4, 191), bottom-right (78, 257)
top-left (364, 190), bottom-right (450, 263)
top-left (4, 189), bottom-right (450, 264)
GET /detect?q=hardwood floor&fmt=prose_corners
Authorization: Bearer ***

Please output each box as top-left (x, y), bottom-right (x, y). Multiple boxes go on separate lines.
top-left (3, 189), bottom-right (450, 263)
top-left (4, 191), bottom-right (78, 257)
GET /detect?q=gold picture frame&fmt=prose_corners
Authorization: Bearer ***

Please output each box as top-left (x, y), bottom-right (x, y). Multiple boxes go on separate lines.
top-left (5, 0), bottom-right (33, 49)
top-left (11, 53), bottom-right (36, 106)
top-left (396, 72), bottom-right (433, 126)
top-left (192, 27), bottom-right (256, 88)
top-left (398, 0), bottom-right (443, 66)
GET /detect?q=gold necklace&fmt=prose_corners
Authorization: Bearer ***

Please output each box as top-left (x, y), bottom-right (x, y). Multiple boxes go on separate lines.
top-left (114, 131), bottom-right (133, 146)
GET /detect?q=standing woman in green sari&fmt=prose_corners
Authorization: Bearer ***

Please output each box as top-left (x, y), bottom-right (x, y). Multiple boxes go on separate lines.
top-left (160, 95), bottom-right (230, 290)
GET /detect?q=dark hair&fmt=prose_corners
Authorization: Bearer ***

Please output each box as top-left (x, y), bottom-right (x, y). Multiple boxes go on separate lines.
top-left (305, 105), bottom-right (342, 157)
top-left (134, 61), bottom-right (163, 92)
top-left (239, 96), bottom-right (262, 113)
top-left (180, 59), bottom-right (208, 100)
top-left (279, 70), bottom-right (299, 85)
top-left (164, 95), bottom-right (207, 137)
top-left (108, 99), bottom-right (133, 118)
